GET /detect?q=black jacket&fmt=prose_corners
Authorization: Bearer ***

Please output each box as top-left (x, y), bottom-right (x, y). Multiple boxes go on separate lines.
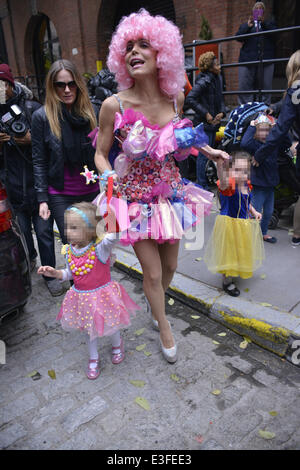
top-left (184, 72), bottom-right (226, 131)
top-left (235, 20), bottom-right (277, 63)
top-left (31, 106), bottom-right (96, 203)
top-left (0, 83), bottom-right (41, 209)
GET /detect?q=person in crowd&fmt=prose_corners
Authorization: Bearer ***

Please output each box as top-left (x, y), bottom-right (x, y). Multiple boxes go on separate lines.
top-left (92, 9), bottom-right (229, 363)
top-left (31, 59), bottom-right (99, 247)
top-left (184, 51), bottom-right (226, 190)
top-left (254, 50), bottom-right (300, 246)
top-left (235, 1), bottom-right (277, 105)
top-left (204, 151), bottom-right (264, 296)
top-left (0, 64), bottom-right (61, 297)
top-left (241, 113), bottom-right (289, 243)
top-left (38, 202), bottom-right (140, 380)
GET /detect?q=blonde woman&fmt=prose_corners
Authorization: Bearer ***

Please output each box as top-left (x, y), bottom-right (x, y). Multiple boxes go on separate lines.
top-left (254, 50), bottom-right (300, 245)
top-left (31, 59), bottom-right (98, 245)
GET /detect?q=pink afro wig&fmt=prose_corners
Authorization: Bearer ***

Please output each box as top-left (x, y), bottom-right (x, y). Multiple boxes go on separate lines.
top-left (107, 9), bottom-right (186, 99)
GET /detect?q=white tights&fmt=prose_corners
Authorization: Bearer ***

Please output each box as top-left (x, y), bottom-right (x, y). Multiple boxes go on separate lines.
top-left (88, 331), bottom-right (121, 368)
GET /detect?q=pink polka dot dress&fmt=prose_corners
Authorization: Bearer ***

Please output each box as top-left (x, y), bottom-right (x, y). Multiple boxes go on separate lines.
top-left (56, 236), bottom-right (140, 340)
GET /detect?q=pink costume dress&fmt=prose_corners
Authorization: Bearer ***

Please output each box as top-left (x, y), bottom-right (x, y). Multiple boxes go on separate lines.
top-left (56, 234), bottom-right (140, 340)
top-left (93, 95), bottom-right (214, 245)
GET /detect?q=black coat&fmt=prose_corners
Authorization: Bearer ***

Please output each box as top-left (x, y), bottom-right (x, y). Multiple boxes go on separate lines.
top-left (235, 20), bottom-right (277, 63)
top-left (0, 83), bottom-right (41, 209)
top-left (255, 85), bottom-right (300, 177)
top-left (31, 106), bottom-right (96, 203)
top-left (184, 72), bottom-right (226, 132)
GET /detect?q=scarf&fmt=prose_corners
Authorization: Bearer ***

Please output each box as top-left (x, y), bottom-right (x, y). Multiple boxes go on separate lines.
top-left (60, 104), bottom-right (95, 172)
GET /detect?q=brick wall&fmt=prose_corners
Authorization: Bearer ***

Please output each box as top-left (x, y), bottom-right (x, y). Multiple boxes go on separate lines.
top-left (0, 0), bottom-right (276, 104)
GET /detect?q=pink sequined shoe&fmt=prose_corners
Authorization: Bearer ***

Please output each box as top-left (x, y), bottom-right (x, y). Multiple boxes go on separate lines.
top-left (111, 338), bottom-right (125, 364)
top-left (86, 358), bottom-right (100, 380)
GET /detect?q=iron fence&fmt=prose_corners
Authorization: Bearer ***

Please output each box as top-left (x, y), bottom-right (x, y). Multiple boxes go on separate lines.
top-left (184, 24), bottom-right (300, 102)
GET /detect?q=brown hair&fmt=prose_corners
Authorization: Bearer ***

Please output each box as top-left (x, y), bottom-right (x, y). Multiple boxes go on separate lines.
top-left (198, 51), bottom-right (216, 73)
top-left (45, 59), bottom-right (97, 139)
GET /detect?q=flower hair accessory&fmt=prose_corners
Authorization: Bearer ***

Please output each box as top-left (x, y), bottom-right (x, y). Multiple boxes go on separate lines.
top-left (253, 113), bottom-right (275, 126)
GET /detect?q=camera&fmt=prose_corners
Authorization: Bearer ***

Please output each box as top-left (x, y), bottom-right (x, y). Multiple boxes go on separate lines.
top-left (0, 104), bottom-right (28, 137)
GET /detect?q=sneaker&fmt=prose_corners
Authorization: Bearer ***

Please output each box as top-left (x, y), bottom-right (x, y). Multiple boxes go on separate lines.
top-left (45, 278), bottom-right (64, 297)
top-left (292, 237), bottom-right (300, 246)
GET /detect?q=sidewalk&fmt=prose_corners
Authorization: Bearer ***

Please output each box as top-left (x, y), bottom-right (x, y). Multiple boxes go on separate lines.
top-left (111, 197), bottom-right (300, 366)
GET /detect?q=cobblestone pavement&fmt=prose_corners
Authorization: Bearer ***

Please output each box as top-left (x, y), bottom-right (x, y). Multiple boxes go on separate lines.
top-left (1, 247), bottom-right (300, 450)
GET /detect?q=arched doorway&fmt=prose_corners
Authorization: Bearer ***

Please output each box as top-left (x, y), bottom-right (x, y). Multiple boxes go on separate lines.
top-left (97, 0), bottom-right (176, 68)
top-left (113, 0), bottom-right (176, 27)
top-left (33, 14), bottom-right (62, 100)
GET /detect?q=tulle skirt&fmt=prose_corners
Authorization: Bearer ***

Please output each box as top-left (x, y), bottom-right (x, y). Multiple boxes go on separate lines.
top-left (56, 281), bottom-right (140, 340)
top-left (204, 215), bottom-right (265, 279)
top-left (94, 181), bottom-right (213, 245)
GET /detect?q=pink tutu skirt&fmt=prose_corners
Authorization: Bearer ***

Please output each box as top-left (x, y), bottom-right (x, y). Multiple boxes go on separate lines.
top-left (119, 181), bottom-right (213, 245)
top-left (56, 281), bottom-right (140, 340)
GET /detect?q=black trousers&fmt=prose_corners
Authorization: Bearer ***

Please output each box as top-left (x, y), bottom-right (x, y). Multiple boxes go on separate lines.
top-left (48, 191), bottom-right (99, 244)
top-left (15, 205), bottom-right (56, 281)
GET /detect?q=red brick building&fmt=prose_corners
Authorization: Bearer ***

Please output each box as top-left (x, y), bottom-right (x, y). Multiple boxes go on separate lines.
top-left (0, 0), bottom-right (299, 104)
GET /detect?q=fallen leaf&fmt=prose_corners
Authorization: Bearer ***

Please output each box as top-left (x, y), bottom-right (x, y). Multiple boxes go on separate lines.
top-left (136, 343), bottom-right (146, 351)
top-left (260, 274), bottom-right (267, 279)
top-left (134, 397), bottom-right (150, 411)
top-left (48, 369), bottom-right (56, 380)
top-left (184, 243), bottom-right (191, 250)
top-left (134, 328), bottom-right (145, 336)
top-left (244, 288), bottom-right (249, 292)
top-left (26, 371), bottom-right (41, 381)
top-left (212, 340), bottom-right (220, 345)
top-left (258, 430), bottom-right (276, 440)
top-left (260, 302), bottom-right (272, 307)
top-left (170, 374), bottom-right (180, 382)
top-left (239, 340), bottom-right (249, 349)
top-left (217, 332), bottom-right (226, 337)
top-left (143, 351), bottom-right (152, 357)
top-left (195, 257), bottom-right (202, 262)
top-left (269, 411), bottom-right (278, 417)
top-left (211, 389), bottom-right (221, 396)
top-left (168, 298), bottom-right (175, 306)
top-left (129, 380), bottom-right (146, 388)
top-left (191, 315), bottom-right (200, 320)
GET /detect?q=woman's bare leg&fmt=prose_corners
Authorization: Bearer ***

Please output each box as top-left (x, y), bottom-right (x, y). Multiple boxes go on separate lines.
top-left (158, 240), bottom-right (180, 292)
top-left (133, 239), bottom-right (175, 348)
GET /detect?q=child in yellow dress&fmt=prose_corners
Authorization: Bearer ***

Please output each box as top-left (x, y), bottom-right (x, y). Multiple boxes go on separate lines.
top-left (204, 151), bottom-right (265, 296)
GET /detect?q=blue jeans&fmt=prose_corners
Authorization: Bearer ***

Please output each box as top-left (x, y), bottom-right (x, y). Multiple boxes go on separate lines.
top-left (16, 206), bottom-right (56, 281)
top-left (251, 186), bottom-right (275, 236)
top-left (196, 129), bottom-right (215, 190)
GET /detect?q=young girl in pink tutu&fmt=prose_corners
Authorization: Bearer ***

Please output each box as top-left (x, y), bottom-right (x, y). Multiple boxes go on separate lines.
top-left (38, 201), bottom-right (140, 380)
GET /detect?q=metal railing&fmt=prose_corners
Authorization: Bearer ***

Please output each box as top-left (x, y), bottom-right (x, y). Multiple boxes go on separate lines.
top-left (184, 24), bottom-right (300, 102)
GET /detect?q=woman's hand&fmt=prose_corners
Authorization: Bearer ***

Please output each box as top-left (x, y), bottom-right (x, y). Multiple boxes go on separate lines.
top-left (201, 145), bottom-right (230, 162)
top-left (37, 266), bottom-right (62, 279)
top-left (39, 202), bottom-right (51, 220)
top-left (251, 157), bottom-right (260, 167)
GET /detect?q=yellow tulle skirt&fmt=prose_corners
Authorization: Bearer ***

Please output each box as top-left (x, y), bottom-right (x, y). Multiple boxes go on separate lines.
top-left (204, 215), bottom-right (265, 279)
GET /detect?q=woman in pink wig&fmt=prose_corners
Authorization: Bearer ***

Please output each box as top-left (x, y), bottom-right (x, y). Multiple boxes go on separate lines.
top-left (93, 9), bottom-right (229, 363)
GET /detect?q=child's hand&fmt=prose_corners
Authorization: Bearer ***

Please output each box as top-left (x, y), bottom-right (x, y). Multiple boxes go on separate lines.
top-left (37, 266), bottom-right (62, 279)
top-left (252, 210), bottom-right (262, 220)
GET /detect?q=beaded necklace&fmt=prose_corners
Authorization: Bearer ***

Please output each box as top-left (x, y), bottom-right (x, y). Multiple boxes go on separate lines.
top-left (68, 243), bottom-right (96, 276)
